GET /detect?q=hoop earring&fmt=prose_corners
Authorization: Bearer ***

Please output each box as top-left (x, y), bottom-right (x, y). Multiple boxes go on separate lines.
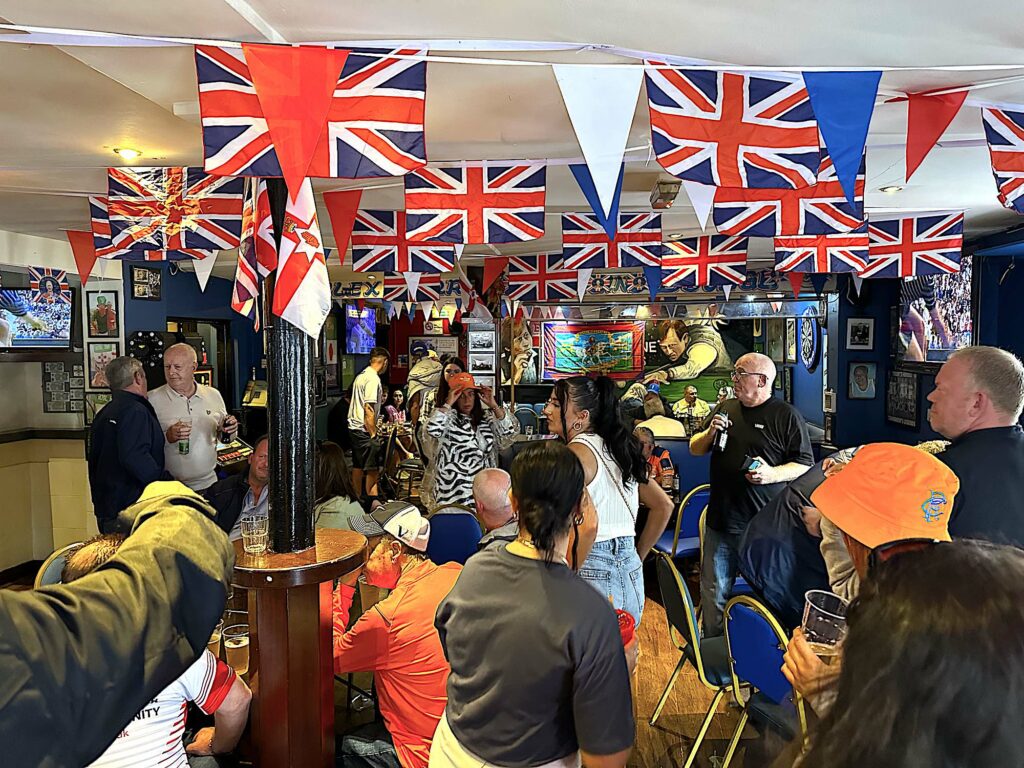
top-left (573, 511), bottom-right (585, 526)
top-left (571, 420), bottom-right (584, 433)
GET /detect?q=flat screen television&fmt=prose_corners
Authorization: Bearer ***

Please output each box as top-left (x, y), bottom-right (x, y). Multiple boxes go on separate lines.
top-left (893, 254), bottom-right (974, 366)
top-left (345, 305), bottom-right (376, 355)
top-left (0, 288), bottom-right (74, 349)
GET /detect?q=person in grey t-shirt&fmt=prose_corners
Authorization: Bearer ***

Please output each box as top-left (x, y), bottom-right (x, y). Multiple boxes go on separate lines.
top-left (433, 441), bottom-right (635, 768)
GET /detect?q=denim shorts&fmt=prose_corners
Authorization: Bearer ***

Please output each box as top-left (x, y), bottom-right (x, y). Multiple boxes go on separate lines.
top-left (578, 536), bottom-right (645, 625)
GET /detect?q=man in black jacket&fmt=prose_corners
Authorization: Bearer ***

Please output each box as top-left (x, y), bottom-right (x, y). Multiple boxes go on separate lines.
top-left (88, 356), bottom-right (168, 532)
top-left (0, 482), bottom-right (233, 767)
top-left (204, 434), bottom-right (270, 536)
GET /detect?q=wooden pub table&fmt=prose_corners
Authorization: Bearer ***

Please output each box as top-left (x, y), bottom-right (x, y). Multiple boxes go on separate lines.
top-left (233, 527), bottom-right (367, 768)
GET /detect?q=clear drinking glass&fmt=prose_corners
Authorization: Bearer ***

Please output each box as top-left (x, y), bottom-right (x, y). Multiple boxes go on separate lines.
top-left (802, 589), bottom-right (849, 662)
top-left (207, 619), bottom-right (223, 658)
top-left (177, 417), bottom-right (193, 455)
top-left (223, 624), bottom-right (250, 676)
top-left (240, 515), bottom-right (269, 554)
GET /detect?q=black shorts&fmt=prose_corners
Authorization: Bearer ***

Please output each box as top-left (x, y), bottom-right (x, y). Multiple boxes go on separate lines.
top-left (351, 430), bottom-right (382, 470)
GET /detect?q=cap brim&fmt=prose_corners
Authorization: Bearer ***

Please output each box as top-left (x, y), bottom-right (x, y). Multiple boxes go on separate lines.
top-left (348, 514), bottom-right (387, 537)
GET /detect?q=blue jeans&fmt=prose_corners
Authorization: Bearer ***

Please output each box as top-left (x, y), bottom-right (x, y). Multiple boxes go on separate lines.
top-left (188, 756), bottom-right (238, 768)
top-left (337, 721), bottom-right (402, 768)
top-left (700, 526), bottom-right (741, 637)
top-left (579, 536), bottom-right (645, 625)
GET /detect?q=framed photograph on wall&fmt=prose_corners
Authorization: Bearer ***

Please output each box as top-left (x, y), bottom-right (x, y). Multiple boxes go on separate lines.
top-left (785, 318), bottom-right (798, 363)
top-left (783, 366), bottom-right (794, 403)
top-left (886, 369), bottom-right (920, 428)
top-left (87, 341), bottom-right (120, 389)
top-left (846, 317), bottom-right (874, 350)
top-left (130, 265), bottom-right (161, 301)
top-left (409, 335), bottom-right (459, 360)
top-left (85, 392), bottom-right (113, 424)
top-left (848, 362), bottom-right (878, 400)
top-left (767, 318), bottom-right (785, 363)
top-left (86, 290), bottom-right (119, 337)
top-left (468, 330), bottom-right (496, 353)
top-left (469, 353), bottom-right (495, 374)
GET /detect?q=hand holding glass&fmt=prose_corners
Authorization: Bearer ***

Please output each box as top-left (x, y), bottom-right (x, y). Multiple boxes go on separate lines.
top-left (802, 589), bottom-right (849, 662)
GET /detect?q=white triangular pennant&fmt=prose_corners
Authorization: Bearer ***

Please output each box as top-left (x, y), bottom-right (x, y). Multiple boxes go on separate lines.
top-left (770, 300), bottom-right (783, 313)
top-left (682, 181), bottom-right (716, 231)
top-left (553, 64), bottom-right (644, 220)
top-left (404, 272), bottom-right (422, 300)
top-left (454, 244), bottom-right (465, 263)
top-left (193, 252), bottom-right (217, 293)
top-left (722, 285), bottom-right (733, 302)
top-left (851, 275), bottom-right (864, 296)
top-left (577, 268), bottom-right (593, 302)
top-left (405, 300), bottom-right (415, 318)
top-left (420, 300), bottom-right (434, 319)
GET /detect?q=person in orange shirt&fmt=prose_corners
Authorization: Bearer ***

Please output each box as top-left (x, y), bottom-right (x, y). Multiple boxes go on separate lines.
top-left (334, 501), bottom-right (461, 768)
top-left (634, 426), bottom-right (675, 489)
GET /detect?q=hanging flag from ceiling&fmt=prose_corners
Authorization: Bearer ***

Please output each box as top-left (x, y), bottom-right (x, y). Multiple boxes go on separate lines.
top-left (712, 150), bottom-right (864, 237)
top-left (802, 70), bottom-right (881, 204)
top-left (89, 196), bottom-right (209, 261)
top-left (905, 91), bottom-right (968, 181)
top-left (554, 64), bottom-right (643, 221)
top-left (505, 254), bottom-right (578, 302)
top-left (350, 210), bottom-right (456, 273)
top-left (271, 178), bottom-right (331, 338)
top-left (774, 223), bottom-right (869, 274)
top-left (559, 212), bottom-right (663, 269)
top-left (232, 180), bottom-right (261, 330)
top-left (250, 180), bottom-right (278, 275)
top-left (28, 268), bottom-right (71, 304)
top-left (860, 213), bottom-right (964, 278)
top-left (569, 163), bottom-right (624, 240)
top-left (322, 189), bottom-right (362, 262)
top-left (644, 64), bottom-right (819, 189)
top-left (404, 165), bottom-right (547, 244)
top-left (194, 46), bottom-right (428, 180)
top-left (382, 273), bottom-right (441, 302)
top-left (192, 252), bottom-right (217, 292)
top-left (66, 230), bottom-right (97, 285)
top-left (106, 167), bottom-right (244, 254)
top-left (682, 181), bottom-right (715, 231)
top-left (981, 107), bottom-right (1024, 214)
top-left (661, 235), bottom-right (748, 288)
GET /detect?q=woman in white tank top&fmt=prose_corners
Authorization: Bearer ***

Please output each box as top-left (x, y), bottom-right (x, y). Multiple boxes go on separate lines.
top-left (543, 376), bottom-right (674, 624)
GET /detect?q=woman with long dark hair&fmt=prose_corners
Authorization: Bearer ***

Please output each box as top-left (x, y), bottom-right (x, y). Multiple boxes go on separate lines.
top-left (424, 372), bottom-right (517, 508)
top-left (543, 375), bottom-right (672, 624)
top-left (418, 356), bottom-right (469, 504)
top-left (313, 441), bottom-right (363, 528)
top-left (384, 388), bottom-right (408, 423)
top-left (432, 441), bottom-right (634, 768)
top-left (797, 540), bottom-right (1024, 768)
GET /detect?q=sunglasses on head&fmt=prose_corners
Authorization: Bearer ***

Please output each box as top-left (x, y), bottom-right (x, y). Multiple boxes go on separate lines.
top-left (867, 538), bottom-right (943, 576)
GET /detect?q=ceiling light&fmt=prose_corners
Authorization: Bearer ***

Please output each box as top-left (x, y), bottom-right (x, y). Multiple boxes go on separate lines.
top-left (879, 185), bottom-right (903, 194)
top-left (650, 179), bottom-right (681, 209)
top-left (113, 147), bottom-right (141, 161)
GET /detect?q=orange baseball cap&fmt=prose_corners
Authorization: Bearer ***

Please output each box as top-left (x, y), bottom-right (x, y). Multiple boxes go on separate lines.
top-left (810, 442), bottom-right (959, 549)
top-left (448, 372), bottom-right (478, 392)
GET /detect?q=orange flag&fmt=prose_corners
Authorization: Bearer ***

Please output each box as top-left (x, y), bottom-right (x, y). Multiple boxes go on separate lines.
top-left (66, 230), bottom-right (97, 285)
top-left (322, 189), bottom-right (363, 264)
top-left (906, 91), bottom-right (968, 181)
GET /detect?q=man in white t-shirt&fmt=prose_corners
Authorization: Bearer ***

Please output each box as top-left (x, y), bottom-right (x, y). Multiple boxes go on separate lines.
top-left (62, 534), bottom-right (252, 768)
top-left (347, 346), bottom-right (389, 498)
top-left (149, 344), bottom-right (238, 491)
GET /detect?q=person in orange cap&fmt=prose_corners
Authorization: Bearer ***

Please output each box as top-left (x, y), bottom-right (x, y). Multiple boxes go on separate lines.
top-left (783, 442), bottom-right (960, 714)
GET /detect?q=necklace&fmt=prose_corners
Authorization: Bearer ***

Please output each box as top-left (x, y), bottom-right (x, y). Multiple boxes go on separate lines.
top-left (511, 536), bottom-right (568, 566)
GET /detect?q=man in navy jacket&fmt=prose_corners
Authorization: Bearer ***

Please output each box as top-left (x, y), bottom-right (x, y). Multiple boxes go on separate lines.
top-left (88, 356), bottom-right (168, 532)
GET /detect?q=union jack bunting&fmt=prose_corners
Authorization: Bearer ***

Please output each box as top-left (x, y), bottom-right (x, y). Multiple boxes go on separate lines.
top-left (505, 254), bottom-right (577, 302)
top-left (351, 211), bottom-right (456, 273)
top-left (712, 151), bottom-right (865, 237)
top-left (106, 167), bottom-right (244, 254)
top-left (382, 273), bottom-right (442, 302)
top-left (644, 65), bottom-right (819, 189)
top-left (195, 46), bottom-right (427, 179)
top-left (28, 268), bottom-right (71, 304)
top-left (661, 235), bottom-right (748, 288)
top-left (89, 196), bottom-right (206, 261)
top-left (981, 107), bottom-right (1024, 214)
top-left (861, 213), bottom-right (964, 278)
top-left (404, 165), bottom-right (546, 244)
top-left (774, 224), bottom-right (869, 274)
top-left (559, 212), bottom-right (663, 269)
top-left (232, 181), bottom-right (261, 330)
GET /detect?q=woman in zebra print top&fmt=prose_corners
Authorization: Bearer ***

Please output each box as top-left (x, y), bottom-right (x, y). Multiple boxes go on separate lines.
top-left (425, 372), bottom-right (517, 508)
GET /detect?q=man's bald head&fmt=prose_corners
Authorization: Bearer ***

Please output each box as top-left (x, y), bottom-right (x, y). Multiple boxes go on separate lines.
top-left (472, 468), bottom-right (513, 531)
top-left (734, 352), bottom-right (776, 406)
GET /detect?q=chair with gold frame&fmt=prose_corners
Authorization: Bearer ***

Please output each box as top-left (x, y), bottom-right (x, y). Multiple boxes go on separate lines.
top-left (34, 542), bottom-right (84, 588)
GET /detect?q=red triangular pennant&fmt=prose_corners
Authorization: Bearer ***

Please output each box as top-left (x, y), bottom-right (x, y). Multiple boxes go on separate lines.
top-left (242, 44), bottom-right (349, 199)
top-left (323, 189), bottom-right (362, 264)
top-left (482, 256), bottom-right (509, 294)
top-left (786, 272), bottom-right (805, 299)
top-left (66, 230), bottom-right (97, 286)
top-left (906, 91), bottom-right (968, 181)
top-left (357, 298), bottom-right (365, 312)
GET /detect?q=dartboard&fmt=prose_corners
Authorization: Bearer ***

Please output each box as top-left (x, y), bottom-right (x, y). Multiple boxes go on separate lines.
top-left (800, 308), bottom-right (821, 373)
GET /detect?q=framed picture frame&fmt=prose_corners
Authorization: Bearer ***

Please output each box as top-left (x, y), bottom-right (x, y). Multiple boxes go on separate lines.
top-left (773, 364), bottom-right (783, 390)
top-left (783, 366), bottom-right (794, 403)
top-left (84, 392), bottom-right (113, 424)
top-left (408, 335), bottom-right (459, 360)
top-left (131, 265), bottom-right (162, 301)
top-left (474, 375), bottom-right (496, 391)
top-left (848, 361), bottom-right (878, 400)
top-left (767, 318), bottom-right (785, 363)
top-left (469, 353), bottom-right (495, 374)
top-left (886, 369), bottom-right (920, 428)
top-left (468, 330), bottom-right (496, 354)
top-left (86, 290), bottom-right (120, 337)
top-left (785, 318), bottom-right (798, 363)
top-left (87, 341), bottom-right (121, 389)
top-left (846, 317), bottom-right (874, 350)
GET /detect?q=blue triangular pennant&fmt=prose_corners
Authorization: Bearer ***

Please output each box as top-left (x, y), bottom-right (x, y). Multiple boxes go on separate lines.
top-left (803, 71), bottom-right (881, 205)
top-left (570, 163), bottom-right (624, 240)
top-left (643, 266), bottom-right (662, 303)
top-left (808, 273), bottom-right (829, 297)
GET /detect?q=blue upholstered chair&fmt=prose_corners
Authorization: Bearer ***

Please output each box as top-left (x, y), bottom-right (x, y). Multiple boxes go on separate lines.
top-left (654, 483), bottom-right (708, 561)
top-left (425, 507), bottom-right (482, 566)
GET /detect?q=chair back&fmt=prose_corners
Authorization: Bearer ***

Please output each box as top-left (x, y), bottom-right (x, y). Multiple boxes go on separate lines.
top-left (724, 596), bottom-right (794, 705)
top-left (655, 553), bottom-right (712, 683)
top-left (513, 406), bottom-right (539, 435)
top-left (425, 511), bottom-right (482, 566)
top-left (34, 542), bottom-right (83, 588)
top-left (671, 483), bottom-right (709, 554)
top-left (428, 502), bottom-right (477, 517)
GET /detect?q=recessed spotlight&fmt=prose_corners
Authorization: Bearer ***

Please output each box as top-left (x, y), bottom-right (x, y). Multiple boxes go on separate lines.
top-left (113, 147), bottom-right (141, 161)
top-left (879, 185), bottom-right (903, 194)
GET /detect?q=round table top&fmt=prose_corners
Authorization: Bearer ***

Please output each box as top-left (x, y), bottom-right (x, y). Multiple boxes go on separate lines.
top-left (232, 527), bottom-right (367, 589)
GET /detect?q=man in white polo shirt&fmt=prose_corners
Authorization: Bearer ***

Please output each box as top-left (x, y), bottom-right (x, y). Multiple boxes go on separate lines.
top-left (149, 343), bottom-right (238, 492)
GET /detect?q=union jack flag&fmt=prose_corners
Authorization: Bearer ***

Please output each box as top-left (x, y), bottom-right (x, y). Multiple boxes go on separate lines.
top-left (661, 235), bottom-right (748, 287)
top-left (382, 273), bottom-right (442, 302)
top-left (106, 167), bottom-right (244, 254)
top-left (861, 213), bottom-right (964, 278)
top-left (89, 196), bottom-right (206, 261)
top-left (232, 181), bottom-right (261, 330)
top-left (405, 165), bottom-right (546, 244)
top-left (981, 107), bottom-right (1024, 214)
top-left (712, 151), bottom-right (864, 237)
top-left (505, 254), bottom-right (577, 302)
top-left (195, 46), bottom-right (427, 179)
top-left (774, 224), bottom-right (869, 274)
top-left (28, 267), bottom-right (71, 304)
top-left (559, 212), bottom-right (663, 269)
top-left (644, 64), bottom-right (819, 189)
top-left (351, 211), bottom-right (456, 273)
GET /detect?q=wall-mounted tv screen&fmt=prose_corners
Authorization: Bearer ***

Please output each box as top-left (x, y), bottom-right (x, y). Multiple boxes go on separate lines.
top-left (0, 288), bottom-right (74, 348)
top-left (345, 305), bottom-right (376, 355)
top-left (895, 254), bottom-right (973, 365)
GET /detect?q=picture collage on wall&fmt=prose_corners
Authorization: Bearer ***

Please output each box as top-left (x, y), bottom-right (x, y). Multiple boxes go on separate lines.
top-left (41, 359), bottom-right (85, 414)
